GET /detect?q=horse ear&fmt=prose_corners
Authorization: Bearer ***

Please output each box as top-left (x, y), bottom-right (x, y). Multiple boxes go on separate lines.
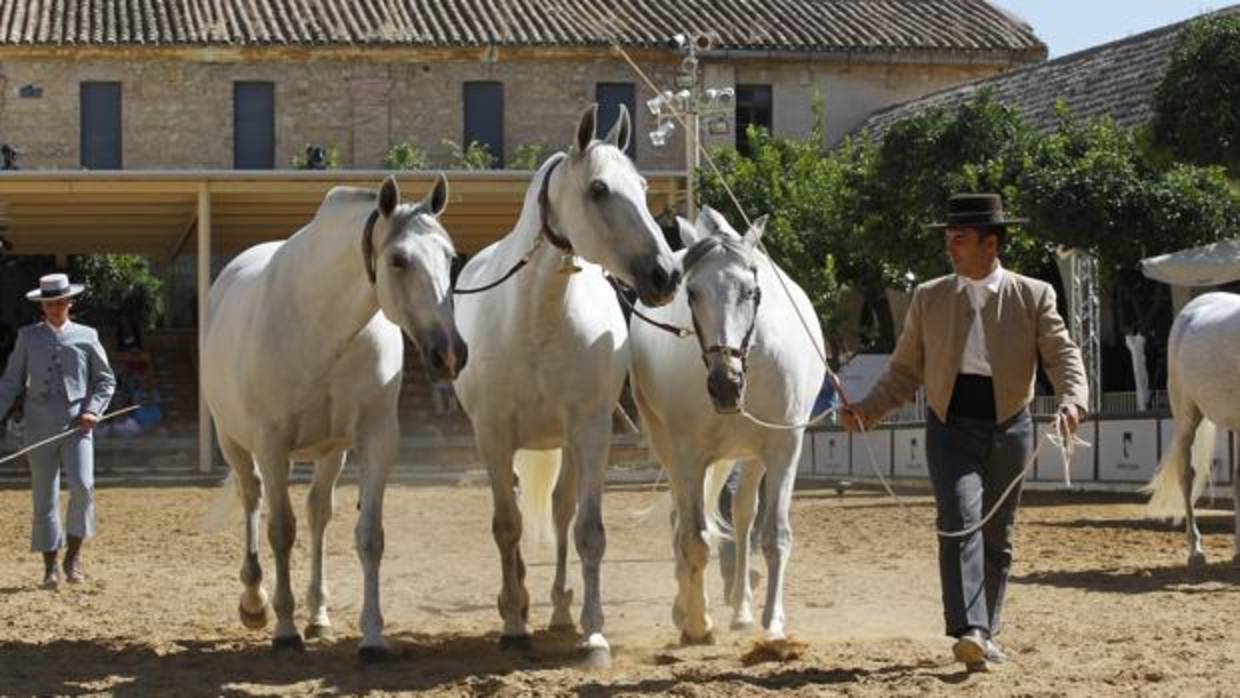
top-left (361, 210), bottom-right (379, 284)
top-left (743, 214), bottom-right (769, 247)
top-left (576, 103), bottom-right (599, 155)
top-left (606, 104), bottom-right (632, 153)
top-left (676, 216), bottom-right (703, 247)
top-left (379, 176), bottom-right (400, 218)
top-left (696, 206), bottom-right (729, 239)
top-left (422, 172), bottom-right (450, 217)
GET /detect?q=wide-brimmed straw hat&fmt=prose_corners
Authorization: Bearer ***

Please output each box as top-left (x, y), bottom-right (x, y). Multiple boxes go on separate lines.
top-left (25, 273), bottom-right (85, 302)
top-left (926, 193), bottom-right (1028, 231)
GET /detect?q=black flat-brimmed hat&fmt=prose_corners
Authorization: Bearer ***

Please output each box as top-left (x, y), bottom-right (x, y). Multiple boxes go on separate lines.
top-left (25, 273), bottom-right (85, 302)
top-left (926, 193), bottom-right (1028, 230)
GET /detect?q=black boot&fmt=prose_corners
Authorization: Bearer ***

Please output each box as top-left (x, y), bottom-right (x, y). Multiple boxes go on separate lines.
top-left (41, 551), bottom-right (60, 589)
top-left (63, 536), bottom-right (84, 584)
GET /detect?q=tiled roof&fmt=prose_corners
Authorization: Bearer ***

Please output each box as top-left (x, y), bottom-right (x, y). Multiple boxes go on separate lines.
top-left (0, 0), bottom-right (1044, 57)
top-left (855, 5), bottom-right (1240, 137)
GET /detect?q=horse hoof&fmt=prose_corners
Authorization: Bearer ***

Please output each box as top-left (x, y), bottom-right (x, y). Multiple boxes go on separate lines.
top-left (679, 630), bottom-right (715, 646)
top-left (499, 634), bottom-right (533, 652)
top-left (272, 635), bottom-right (305, 653)
top-left (239, 603), bottom-right (271, 630)
top-left (304, 623), bottom-right (333, 641)
top-left (579, 646), bottom-right (611, 669)
top-left (358, 645), bottom-right (392, 664)
top-left (1188, 552), bottom-right (1207, 570)
top-left (548, 621), bottom-right (576, 633)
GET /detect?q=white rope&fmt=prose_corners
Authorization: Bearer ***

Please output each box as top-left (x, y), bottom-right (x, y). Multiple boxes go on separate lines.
top-left (740, 405), bottom-right (837, 431)
top-left (835, 411), bottom-right (1091, 536)
top-left (0, 404), bottom-right (142, 465)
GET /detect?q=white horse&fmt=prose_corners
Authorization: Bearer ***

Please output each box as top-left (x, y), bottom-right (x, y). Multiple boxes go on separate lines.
top-left (1146, 292), bottom-right (1240, 569)
top-left (203, 175), bottom-right (466, 660)
top-left (630, 207), bottom-right (826, 643)
top-left (452, 104), bottom-right (680, 666)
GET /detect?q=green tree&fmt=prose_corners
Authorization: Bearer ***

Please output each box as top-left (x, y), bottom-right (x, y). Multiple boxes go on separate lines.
top-left (1152, 15), bottom-right (1240, 175)
top-left (68, 254), bottom-right (163, 328)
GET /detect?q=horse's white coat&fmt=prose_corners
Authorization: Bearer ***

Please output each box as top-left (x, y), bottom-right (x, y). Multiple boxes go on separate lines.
top-left (203, 176), bottom-right (465, 656)
top-left (630, 208), bottom-right (826, 642)
top-left (1146, 292), bottom-right (1240, 568)
top-left (452, 105), bottom-right (679, 661)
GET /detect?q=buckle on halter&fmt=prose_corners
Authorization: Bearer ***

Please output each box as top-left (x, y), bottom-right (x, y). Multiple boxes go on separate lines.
top-left (558, 254), bottom-right (583, 274)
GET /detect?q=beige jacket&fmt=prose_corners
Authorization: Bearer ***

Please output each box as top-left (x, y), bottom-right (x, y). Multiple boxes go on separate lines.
top-left (857, 270), bottom-right (1089, 424)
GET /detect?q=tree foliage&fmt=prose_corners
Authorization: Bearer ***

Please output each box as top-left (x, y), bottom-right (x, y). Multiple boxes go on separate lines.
top-left (699, 90), bottom-right (1240, 355)
top-left (1152, 15), bottom-right (1240, 175)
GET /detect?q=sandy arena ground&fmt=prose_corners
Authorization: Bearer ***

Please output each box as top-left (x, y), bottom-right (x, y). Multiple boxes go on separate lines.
top-left (0, 478), bottom-right (1237, 696)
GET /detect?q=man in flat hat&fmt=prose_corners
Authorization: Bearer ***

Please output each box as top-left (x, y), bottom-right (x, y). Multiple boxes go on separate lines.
top-left (0, 273), bottom-right (115, 588)
top-left (841, 193), bottom-right (1088, 671)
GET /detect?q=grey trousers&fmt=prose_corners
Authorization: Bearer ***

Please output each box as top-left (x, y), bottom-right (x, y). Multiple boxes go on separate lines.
top-left (27, 426), bottom-right (96, 553)
top-left (925, 408), bottom-right (1032, 638)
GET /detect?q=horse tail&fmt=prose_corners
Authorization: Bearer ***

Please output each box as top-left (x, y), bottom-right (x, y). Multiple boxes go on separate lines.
top-left (1145, 417), bottom-right (1215, 521)
top-left (199, 470), bottom-right (242, 534)
top-left (514, 449), bottom-right (561, 548)
top-left (703, 460), bottom-right (737, 544)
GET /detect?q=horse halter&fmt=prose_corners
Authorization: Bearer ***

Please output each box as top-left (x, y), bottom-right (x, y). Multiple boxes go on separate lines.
top-left (683, 237), bottom-right (763, 371)
top-left (537, 154), bottom-right (575, 254)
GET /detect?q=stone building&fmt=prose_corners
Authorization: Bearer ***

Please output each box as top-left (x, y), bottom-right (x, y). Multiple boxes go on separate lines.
top-left (0, 0), bottom-right (1045, 173)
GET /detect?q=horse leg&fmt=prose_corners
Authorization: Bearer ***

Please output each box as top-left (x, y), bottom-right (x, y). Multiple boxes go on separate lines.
top-left (568, 411), bottom-right (616, 665)
top-left (759, 442), bottom-right (800, 641)
top-left (305, 451), bottom-right (346, 640)
top-left (1233, 453), bottom-right (1240, 564)
top-left (220, 435), bottom-right (270, 630)
top-left (1169, 418), bottom-right (1208, 570)
top-left (480, 437), bottom-right (529, 648)
top-left (355, 416), bottom-right (398, 662)
top-left (549, 450), bottom-right (579, 632)
top-left (671, 457), bottom-right (713, 645)
top-left (254, 445), bottom-right (301, 651)
top-left (730, 459), bottom-right (764, 631)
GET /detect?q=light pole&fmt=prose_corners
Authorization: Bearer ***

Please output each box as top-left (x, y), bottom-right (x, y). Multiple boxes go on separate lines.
top-left (646, 32), bottom-right (733, 220)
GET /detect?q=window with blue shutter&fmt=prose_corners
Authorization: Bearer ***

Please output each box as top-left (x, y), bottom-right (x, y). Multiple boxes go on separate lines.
top-left (234, 82), bottom-right (275, 170)
top-left (80, 82), bottom-right (122, 169)
top-left (463, 82), bottom-right (504, 167)
top-left (596, 83), bottom-right (636, 159)
top-left (735, 85), bottom-right (773, 156)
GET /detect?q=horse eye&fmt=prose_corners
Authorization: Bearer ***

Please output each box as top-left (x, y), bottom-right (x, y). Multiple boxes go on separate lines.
top-left (590, 180), bottom-right (609, 198)
top-left (390, 255), bottom-right (408, 270)
top-left (686, 289), bottom-right (697, 303)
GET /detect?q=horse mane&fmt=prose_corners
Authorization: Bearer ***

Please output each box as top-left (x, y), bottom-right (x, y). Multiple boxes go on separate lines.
top-left (683, 235), bottom-right (754, 273)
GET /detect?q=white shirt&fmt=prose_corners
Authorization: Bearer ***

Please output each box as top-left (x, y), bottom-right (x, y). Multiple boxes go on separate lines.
top-left (955, 263), bottom-right (1004, 376)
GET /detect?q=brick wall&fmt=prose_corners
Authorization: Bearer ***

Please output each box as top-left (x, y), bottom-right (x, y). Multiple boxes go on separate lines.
top-left (0, 48), bottom-right (1020, 173)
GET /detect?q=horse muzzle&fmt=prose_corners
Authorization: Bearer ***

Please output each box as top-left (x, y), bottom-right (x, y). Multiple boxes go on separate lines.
top-left (706, 367), bottom-right (745, 414)
top-left (634, 256), bottom-right (682, 308)
top-left (424, 331), bottom-right (469, 381)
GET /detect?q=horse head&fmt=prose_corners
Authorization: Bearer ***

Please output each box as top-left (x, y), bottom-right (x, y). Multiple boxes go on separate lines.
top-left (362, 174), bottom-right (468, 381)
top-left (542, 103), bottom-right (681, 307)
top-left (676, 207), bottom-right (768, 414)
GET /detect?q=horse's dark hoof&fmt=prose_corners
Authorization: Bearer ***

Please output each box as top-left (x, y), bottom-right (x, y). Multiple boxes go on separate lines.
top-left (499, 634), bottom-right (533, 652)
top-left (680, 630), bottom-right (716, 646)
top-left (239, 603), bottom-right (271, 630)
top-left (548, 621), bottom-right (577, 634)
top-left (358, 645), bottom-right (392, 664)
top-left (272, 635), bottom-right (305, 653)
top-left (1188, 552), bottom-right (1207, 571)
top-left (304, 623), bottom-right (333, 641)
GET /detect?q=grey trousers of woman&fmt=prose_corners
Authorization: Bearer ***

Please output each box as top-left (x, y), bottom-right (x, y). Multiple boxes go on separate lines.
top-left (925, 408), bottom-right (1032, 638)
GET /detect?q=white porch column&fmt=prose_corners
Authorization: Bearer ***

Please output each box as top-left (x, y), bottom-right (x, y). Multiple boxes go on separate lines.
top-left (197, 183), bottom-right (213, 474)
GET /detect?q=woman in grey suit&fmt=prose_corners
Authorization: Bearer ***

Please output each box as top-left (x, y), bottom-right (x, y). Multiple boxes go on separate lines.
top-left (0, 273), bottom-right (115, 588)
